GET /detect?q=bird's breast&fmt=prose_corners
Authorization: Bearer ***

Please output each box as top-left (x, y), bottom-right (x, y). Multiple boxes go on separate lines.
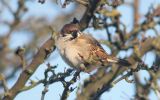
top-left (56, 38), bottom-right (83, 69)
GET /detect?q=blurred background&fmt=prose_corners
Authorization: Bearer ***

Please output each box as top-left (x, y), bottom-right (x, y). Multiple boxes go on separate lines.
top-left (0, 0), bottom-right (160, 100)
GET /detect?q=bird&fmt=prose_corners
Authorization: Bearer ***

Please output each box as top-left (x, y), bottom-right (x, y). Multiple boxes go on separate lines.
top-left (55, 23), bottom-right (131, 73)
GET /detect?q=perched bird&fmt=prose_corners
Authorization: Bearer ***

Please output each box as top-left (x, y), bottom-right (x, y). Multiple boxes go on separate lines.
top-left (55, 23), bottom-right (131, 73)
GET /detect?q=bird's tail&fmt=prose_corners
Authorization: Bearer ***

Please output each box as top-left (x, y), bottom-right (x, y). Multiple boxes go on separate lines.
top-left (117, 59), bottom-right (131, 66)
top-left (107, 57), bottom-right (131, 66)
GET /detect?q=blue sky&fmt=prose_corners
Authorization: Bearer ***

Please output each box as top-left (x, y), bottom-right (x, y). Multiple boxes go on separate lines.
top-left (1, 0), bottom-right (160, 100)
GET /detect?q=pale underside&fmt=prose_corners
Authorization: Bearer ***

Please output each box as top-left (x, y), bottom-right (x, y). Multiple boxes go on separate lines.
top-left (56, 33), bottom-right (117, 72)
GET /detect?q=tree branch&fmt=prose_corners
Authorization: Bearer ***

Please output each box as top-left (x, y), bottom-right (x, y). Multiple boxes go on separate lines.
top-left (3, 37), bottom-right (56, 100)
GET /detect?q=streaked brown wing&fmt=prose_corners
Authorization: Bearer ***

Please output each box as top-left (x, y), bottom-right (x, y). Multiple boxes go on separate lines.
top-left (75, 34), bottom-right (130, 72)
top-left (79, 34), bottom-right (110, 66)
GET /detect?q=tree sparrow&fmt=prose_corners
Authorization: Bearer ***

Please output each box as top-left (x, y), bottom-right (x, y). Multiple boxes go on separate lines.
top-left (55, 23), bottom-right (131, 73)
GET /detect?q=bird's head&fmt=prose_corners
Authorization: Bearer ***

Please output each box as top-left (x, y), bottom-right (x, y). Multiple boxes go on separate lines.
top-left (60, 23), bottom-right (81, 40)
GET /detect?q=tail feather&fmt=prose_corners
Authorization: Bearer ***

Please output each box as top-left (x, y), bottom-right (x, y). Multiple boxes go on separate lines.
top-left (117, 59), bottom-right (131, 66)
top-left (107, 57), bottom-right (131, 66)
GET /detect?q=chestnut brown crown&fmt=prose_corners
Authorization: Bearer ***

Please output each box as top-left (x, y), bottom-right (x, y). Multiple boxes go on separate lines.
top-left (60, 24), bottom-right (80, 37)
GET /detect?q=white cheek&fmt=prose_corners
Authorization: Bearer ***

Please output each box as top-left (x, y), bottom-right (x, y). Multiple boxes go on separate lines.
top-left (56, 35), bottom-right (71, 53)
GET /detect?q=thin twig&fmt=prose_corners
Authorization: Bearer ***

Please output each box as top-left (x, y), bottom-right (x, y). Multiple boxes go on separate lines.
top-left (0, 74), bottom-right (8, 92)
top-left (61, 71), bottom-right (80, 100)
top-left (41, 84), bottom-right (49, 100)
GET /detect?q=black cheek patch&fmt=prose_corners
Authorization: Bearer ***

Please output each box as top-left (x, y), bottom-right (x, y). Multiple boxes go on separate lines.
top-left (72, 31), bottom-right (78, 38)
top-left (70, 31), bottom-right (78, 40)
